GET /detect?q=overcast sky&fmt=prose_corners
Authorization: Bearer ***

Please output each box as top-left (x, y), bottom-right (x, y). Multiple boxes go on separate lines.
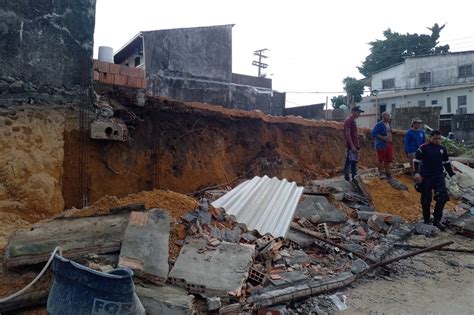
top-left (94, 0), bottom-right (474, 107)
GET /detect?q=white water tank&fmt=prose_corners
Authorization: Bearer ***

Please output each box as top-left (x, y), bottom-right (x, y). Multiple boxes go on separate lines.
top-left (98, 46), bottom-right (114, 63)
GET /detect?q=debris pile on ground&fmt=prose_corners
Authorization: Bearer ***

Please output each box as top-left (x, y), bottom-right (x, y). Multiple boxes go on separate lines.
top-left (1, 167), bottom-right (473, 313)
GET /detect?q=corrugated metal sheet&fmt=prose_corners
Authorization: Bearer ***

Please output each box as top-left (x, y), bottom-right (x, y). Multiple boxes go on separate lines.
top-left (211, 176), bottom-right (304, 238)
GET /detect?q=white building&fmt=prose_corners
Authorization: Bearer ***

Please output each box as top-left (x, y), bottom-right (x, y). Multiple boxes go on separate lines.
top-left (358, 51), bottom-right (474, 131)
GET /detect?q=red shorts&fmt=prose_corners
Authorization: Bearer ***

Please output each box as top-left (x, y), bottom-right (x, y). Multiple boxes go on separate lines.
top-left (376, 143), bottom-right (393, 163)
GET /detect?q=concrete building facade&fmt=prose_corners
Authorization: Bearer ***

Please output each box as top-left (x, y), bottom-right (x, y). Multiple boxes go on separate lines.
top-left (357, 51), bottom-right (474, 137)
top-left (113, 25), bottom-right (285, 115)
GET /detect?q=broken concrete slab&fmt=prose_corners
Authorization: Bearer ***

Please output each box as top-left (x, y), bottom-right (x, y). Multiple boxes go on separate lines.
top-left (267, 271), bottom-right (310, 288)
top-left (295, 195), bottom-right (347, 224)
top-left (286, 229), bottom-right (316, 247)
top-left (206, 297), bottom-right (221, 311)
top-left (136, 284), bottom-right (194, 315)
top-left (387, 177), bottom-right (408, 190)
top-left (449, 211), bottom-right (474, 238)
top-left (283, 250), bottom-right (311, 266)
top-left (168, 238), bottom-right (254, 297)
top-left (4, 214), bottom-right (129, 268)
top-left (118, 209), bottom-right (170, 283)
top-left (351, 259), bottom-right (369, 274)
top-left (358, 211), bottom-right (404, 225)
top-left (414, 223), bottom-right (440, 237)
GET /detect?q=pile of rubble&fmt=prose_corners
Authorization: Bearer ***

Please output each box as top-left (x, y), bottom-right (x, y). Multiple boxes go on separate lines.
top-left (0, 166), bottom-right (473, 314)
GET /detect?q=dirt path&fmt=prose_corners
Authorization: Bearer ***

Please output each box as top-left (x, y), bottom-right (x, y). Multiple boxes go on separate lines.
top-left (341, 233), bottom-right (474, 314)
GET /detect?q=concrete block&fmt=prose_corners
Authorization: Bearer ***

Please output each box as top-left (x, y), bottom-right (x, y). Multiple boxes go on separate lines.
top-left (136, 284), bottom-right (194, 315)
top-left (119, 209), bottom-right (170, 283)
top-left (168, 238), bottom-right (254, 297)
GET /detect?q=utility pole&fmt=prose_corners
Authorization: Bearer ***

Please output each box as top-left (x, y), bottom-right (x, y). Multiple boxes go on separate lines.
top-left (252, 49), bottom-right (269, 77)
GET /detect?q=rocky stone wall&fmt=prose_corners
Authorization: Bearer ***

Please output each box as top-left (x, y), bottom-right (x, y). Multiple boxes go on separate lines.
top-left (0, 0), bottom-right (96, 106)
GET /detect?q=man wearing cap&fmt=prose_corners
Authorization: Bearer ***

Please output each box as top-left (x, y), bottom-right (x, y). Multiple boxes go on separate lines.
top-left (404, 118), bottom-right (426, 174)
top-left (343, 106), bottom-right (364, 181)
top-left (371, 112), bottom-right (393, 179)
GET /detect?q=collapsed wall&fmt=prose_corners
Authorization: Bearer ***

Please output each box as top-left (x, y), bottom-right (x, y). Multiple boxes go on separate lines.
top-left (62, 87), bottom-right (407, 209)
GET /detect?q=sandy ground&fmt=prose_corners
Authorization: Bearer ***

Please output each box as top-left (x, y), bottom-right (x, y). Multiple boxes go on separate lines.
top-left (341, 232), bottom-right (474, 315)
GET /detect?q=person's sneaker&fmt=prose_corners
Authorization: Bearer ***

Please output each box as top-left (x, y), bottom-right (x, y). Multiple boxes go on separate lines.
top-left (433, 222), bottom-right (446, 231)
top-left (379, 173), bottom-right (387, 180)
top-left (344, 176), bottom-right (350, 182)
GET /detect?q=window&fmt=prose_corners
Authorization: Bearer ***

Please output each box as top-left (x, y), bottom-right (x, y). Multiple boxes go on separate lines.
top-left (431, 100), bottom-right (438, 105)
top-left (447, 97), bottom-right (451, 113)
top-left (382, 79), bottom-right (395, 89)
top-left (134, 56), bottom-right (141, 67)
top-left (419, 72), bottom-right (431, 85)
top-left (391, 103), bottom-right (396, 111)
top-left (418, 100), bottom-right (426, 107)
top-left (458, 95), bottom-right (467, 107)
top-left (459, 65), bottom-right (473, 78)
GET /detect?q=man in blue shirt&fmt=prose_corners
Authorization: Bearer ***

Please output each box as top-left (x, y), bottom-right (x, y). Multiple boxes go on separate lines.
top-left (404, 118), bottom-right (426, 173)
top-left (371, 112), bottom-right (393, 179)
top-left (414, 130), bottom-right (455, 231)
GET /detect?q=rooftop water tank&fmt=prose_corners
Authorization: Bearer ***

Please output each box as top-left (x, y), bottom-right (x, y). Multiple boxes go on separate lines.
top-left (98, 46), bottom-right (114, 63)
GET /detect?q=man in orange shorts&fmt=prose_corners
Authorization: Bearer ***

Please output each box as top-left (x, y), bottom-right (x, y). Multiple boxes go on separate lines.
top-left (371, 112), bottom-right (393, 179)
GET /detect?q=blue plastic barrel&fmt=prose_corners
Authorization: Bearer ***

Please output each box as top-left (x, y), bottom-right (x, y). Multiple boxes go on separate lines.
top-left (47, 254), bottom-right (145, 315)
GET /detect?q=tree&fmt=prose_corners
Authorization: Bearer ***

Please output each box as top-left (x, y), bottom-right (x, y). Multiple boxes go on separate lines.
top-left (358, 23), bottom-right (449, 77)
top-left (331, 95), bottom-right (346, 109)
top-left (343, 77), bottom-right (365, 106)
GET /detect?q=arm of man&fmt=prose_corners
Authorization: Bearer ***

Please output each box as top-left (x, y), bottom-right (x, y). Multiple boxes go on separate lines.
top-left (344, 125), bottom-right (356, 150)
top-left (413, 146), bottom-right (424, 182)
top-left (372, 123), bottom-right (386, 141)
top-left (442, 146), bottom-right (455, 177)
top-left (404, 131), bottom-right (411, 154)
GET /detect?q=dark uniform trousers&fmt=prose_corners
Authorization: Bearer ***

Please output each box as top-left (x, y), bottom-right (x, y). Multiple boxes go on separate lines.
top-left (420, 175), bottom-right (449, 224)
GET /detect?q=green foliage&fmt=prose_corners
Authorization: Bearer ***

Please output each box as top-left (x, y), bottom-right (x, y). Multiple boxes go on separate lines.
top-left (358, 23), bottom-right (449, 77)
top-left (343, 77), bottom-right (365, 105)
top-left (442, 138), bottom-right (467, 157)
top-left (331, 95), bottom-right (346, 109)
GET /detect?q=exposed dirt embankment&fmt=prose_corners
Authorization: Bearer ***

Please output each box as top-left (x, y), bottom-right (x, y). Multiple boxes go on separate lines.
top-left (0, 107), bottom-right (69, 247)
top-left (63, 96), bottom-right (407, 209)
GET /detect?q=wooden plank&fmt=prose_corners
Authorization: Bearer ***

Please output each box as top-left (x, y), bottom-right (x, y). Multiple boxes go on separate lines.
top-left (4, 214), bottom-right (128, 269)
top-left (0, 289), bottom-right (48, 312)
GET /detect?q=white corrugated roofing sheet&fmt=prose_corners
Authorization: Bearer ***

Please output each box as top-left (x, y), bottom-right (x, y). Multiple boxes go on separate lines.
top-left (211, 176), bottom-right (304, 238)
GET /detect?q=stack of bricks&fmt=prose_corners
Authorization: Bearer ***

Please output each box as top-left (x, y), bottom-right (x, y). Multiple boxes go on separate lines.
top-left (93, 59), bottom-right (146, 89)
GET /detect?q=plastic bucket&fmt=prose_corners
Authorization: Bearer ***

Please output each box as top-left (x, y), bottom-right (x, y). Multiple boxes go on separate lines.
top-left (47, 254), bottom-right (144, 315)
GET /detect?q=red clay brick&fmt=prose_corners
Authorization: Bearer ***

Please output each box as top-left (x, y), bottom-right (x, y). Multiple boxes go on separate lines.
top-left (93, 70), bottom-right (100, 81)
top-left (141, 79), bottom-right (147, 89)
top-left (96, 60), bottom-right (110, 73)
top-left (92, 59), bottom-right (101, 71)
top-left (109, 63), bottom-right (121, 75)
top-left (119, 66), bottom-right (131, 77)
top-left (100, 72), bottom-right (115, 85)
top-left (127, 77), bottom-right (143, 89)
top-left (129, 67), bottom-right (144, 78)
top-left (114, 74), bottom-right (128, 86)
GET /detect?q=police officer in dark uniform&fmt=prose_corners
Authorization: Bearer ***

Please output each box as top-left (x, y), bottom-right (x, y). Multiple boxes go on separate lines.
top-left (413, 130), bottom-right (455, 231)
